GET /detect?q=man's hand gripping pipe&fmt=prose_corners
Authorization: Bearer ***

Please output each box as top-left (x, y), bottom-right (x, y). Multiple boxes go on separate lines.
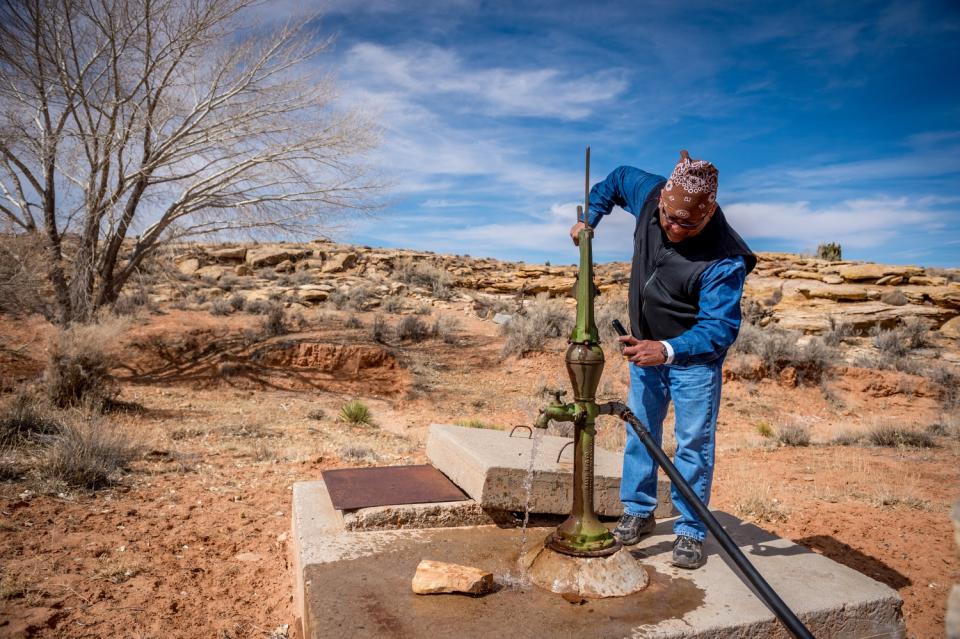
top-left (597, 401), bottom-right (816, 639)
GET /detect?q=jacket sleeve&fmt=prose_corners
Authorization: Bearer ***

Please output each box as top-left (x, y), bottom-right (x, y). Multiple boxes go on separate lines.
top-left (665, 256), bottom-right (747, 365)
top-left (586, 166), bottom-right (666, 227)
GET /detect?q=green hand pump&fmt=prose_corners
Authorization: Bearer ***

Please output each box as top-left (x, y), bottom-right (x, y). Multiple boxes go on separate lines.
top-left (533, 147), bottom-right (620, 557)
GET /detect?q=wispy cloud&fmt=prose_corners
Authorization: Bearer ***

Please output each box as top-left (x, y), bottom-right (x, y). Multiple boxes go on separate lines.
top-left (341, 43), bottom-right (628, 120)
top-left (724, 197), bottom-right (937, 249)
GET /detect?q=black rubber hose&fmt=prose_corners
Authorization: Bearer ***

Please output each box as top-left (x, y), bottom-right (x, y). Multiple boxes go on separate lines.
top-left (599, 401), bottom-right (816, 639)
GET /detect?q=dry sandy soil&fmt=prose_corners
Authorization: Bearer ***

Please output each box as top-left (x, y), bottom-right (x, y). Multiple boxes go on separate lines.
top-left (1, 293), bottom-right (958, 638)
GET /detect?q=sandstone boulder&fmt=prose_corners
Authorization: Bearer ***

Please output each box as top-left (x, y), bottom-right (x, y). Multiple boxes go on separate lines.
top-left (246, 247), bottom-right (310, 268)
top-left (195, 265), bottom-right (232, 280)
top-left (941, 316), bottom-right (960, 340)
top-left (781, 270), bottom-right (824, 281)
top-left (411, 560), bottom-right (493, 596)
top-left (235, 264), bottom-right (254, 276)
top-left (798, 285), bottom-right (871, 302)
top-left (839, 264), bottom-right (922, 281)
top-left (773, 302), bottom-right (951, 333)
top-left (321, 252), bottom-right (358, 273)
top-left (821, 274), bottom-right (844, 285)
top-left (909, 275), bottom-right (947, 286)
top-left (209, 246), bottom-right (247, 261)
top-left (876, 275), bottom-right (904, 286)
top-left (295, 286), bottom-right (329, 303)
top-left (274, 260), bottom-right (295, 274)
top-left (177, 258), bottom-right (201, 275)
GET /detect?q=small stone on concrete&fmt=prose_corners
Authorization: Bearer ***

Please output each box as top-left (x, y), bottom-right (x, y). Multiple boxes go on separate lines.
top-left (411, 559), bottom-right (493, 596)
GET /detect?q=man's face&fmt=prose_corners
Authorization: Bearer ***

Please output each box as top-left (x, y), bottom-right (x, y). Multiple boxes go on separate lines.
top-left (658, 196), bottom-right (714, 243)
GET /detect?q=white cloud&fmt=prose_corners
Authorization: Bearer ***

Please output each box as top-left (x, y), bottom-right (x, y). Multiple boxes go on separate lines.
top-left (724, 197), bottom-right (935, 249)
top-left (341, 42), bottom-right (628, 120)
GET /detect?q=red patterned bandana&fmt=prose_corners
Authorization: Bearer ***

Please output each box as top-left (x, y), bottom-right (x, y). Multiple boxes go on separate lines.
top-left (661, 150), bottom-right (719, 223)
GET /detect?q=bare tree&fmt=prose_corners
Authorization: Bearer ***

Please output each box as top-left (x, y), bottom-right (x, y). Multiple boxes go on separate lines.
top-left (0, 0), bottom-right (378, 324)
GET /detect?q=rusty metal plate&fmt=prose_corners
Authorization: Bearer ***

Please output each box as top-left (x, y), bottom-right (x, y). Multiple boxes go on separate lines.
top-left (322, 464), bottom-right (468, 511)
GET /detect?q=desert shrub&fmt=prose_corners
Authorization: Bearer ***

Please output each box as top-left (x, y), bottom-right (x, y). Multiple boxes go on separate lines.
top-left (755, 421), bottom-right (774, 438)
top-left (344, 315), bottom-right (363, 329)
top-left (776, 422), bottom-right (811, 447)
top-left (45, 320), bottom-right (124, 409)
top-left (816, 242), bottom-right (842, 261)
top-left (500, 295), bottom-right (573, 357)
top-left (228, 294), bottom-right (246, 311)
top-left (370, 314), bottom-right (387, 343)
top-left (734, 487), bottom-right (789, 523)
top-left (470, 293), bottom-right (515, 319)
top-left (244, 298), bottom-right (271, 314)
top-left (866, 424), bottom-right (936, 448)
top-left (36, 420), bottom-right (138, 490)
top-left (396, 315), bottom-right (430, 342)
top-left (260, 304), bottom-right (287, 337)
top-left (381, 295), bottom-right (405, 314)
top-left (926, 416), bottom-right (960, 441)
top-left (733, 325), bottom-right (833, 384)
top-left (431, 315), bottom-right (461, 344)
top-left (764, 287), bottom-right (784, 307)
top-left (740, 297), bottom-right (768, 326)
top-left (189, 290), bottom-right (208, 305)
top-left (823, 316), bottom-right (854, 347)
top-left (209, 299), bottom-right (233, 316)
top-left (596, 294), bottom-right (630, 343)
top-left (339, 400), bottom-right (372, 426)
top-left (306, 408), bottom-right (326, 421)
top-left (928, 366), bottom-right (960, 409)
top-left (393, 259), bottom-right (454, 299)
top-left (112, 286), bottom-right (151, 316)
top-left (831, 430), bottom-right (863, 446)
top-left (413, 302), bottom-right (432, 315)
top-left (217, 275), bottom-right (239, 291)
top-left (0, 394), bottom-right (62, 449)
top-left (340, 444), bottom-right (375, 461)
top-left (872, 318), bottom-right (931, 359)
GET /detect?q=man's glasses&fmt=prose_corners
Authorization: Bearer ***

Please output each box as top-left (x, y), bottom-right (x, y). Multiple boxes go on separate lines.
top-left (659, 201), bottom-right (709, 229)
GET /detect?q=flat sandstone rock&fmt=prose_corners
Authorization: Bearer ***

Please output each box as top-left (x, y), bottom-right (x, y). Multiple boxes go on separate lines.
top-left (411, 559), bottom-right (494, 595)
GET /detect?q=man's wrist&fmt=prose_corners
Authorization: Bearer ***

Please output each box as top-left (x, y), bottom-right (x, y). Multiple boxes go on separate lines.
top-left (659, 340), bottom-right (675, 364)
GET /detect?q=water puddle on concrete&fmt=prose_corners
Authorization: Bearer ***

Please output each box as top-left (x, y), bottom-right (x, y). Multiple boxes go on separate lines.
top-left (304, 526), bottom-right (707, 638)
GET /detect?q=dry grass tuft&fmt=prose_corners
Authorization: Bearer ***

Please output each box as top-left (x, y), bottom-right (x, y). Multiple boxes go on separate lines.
top-left (35, 420), bottom-right (139, 490)
top-left (45, 319), bottom-right (125, 409)
top-left (0, 393), bottom-right (62, 448)
top-left (396, 315), bottom-right (429, 342)
top-left (734, 485), bottom-right (789, 523)
top-left (776, 422), bottom-right (811, 447)
top-left (866, 424), bottom-right (936, 448)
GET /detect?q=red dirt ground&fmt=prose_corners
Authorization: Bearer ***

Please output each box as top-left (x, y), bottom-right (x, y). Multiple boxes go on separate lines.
top-left (0, 308), bottom-right (957, 639)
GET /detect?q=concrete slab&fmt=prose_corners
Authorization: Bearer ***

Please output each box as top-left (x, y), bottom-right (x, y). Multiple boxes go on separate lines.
top-left (292, 479), bottom-right (905, 639)
top-left (426, 423), bottom-right (673, 518)
top-left (341, 500), bottom-right (497, 531)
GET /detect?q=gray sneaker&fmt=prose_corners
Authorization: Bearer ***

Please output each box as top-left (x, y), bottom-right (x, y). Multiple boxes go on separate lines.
top-left (671, 535), bottom-right (704, 569)
top-left (612, 513), bottom-right (656, 545)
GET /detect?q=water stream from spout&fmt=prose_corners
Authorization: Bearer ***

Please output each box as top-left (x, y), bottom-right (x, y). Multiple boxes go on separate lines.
top-left (516, 427), bottom-right (545, 577)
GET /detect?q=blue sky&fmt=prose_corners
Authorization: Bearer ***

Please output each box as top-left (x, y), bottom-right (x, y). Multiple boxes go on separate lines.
top-left (277, 0), bottom-right (959, 266)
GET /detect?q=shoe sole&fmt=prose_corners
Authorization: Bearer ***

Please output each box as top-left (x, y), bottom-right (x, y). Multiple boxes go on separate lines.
top-left (671, 557), bottom-right (704, 569)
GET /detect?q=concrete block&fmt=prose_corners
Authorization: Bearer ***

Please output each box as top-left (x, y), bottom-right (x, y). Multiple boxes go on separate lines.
top-left (292, 479), bottom-right (905, 639)
top-left (426, 423), bottom-right (673, 518)
top-left (341, 500), bottom-right (496, 531)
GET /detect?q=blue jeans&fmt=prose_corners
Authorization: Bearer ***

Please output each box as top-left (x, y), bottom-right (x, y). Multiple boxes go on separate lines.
top-left (621, 358), bottom-right (723, 541)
